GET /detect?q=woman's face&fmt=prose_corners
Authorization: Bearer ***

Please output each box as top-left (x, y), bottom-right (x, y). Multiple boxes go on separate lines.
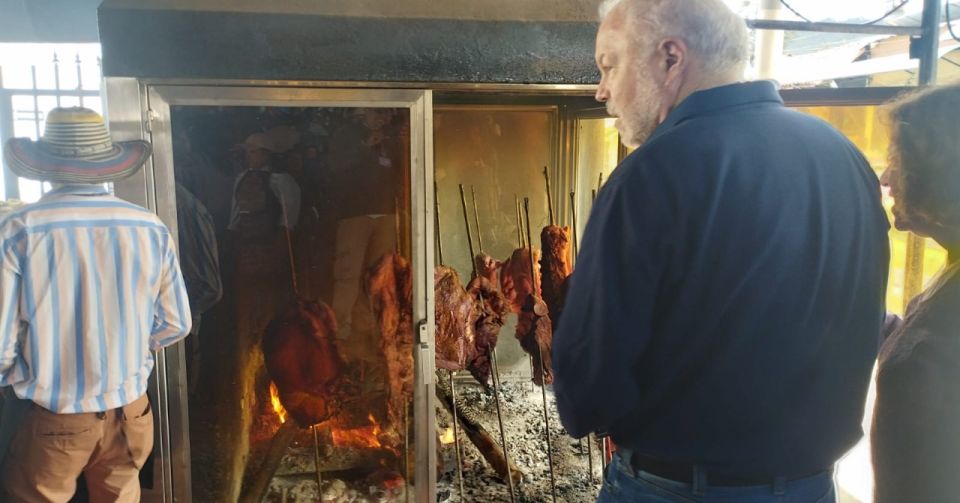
top-left (880, 151), bottom-right (937, 237)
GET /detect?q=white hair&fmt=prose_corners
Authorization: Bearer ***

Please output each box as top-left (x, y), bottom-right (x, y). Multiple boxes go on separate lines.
top-left (598, 0), bottom-right (749, 78)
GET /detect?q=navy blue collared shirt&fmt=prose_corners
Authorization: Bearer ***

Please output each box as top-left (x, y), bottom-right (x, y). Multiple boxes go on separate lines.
top-left (554, 81), bottom-right (889, 477)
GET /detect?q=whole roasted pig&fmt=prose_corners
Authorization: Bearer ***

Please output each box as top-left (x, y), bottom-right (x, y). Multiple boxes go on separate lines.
top-left (262, 299), bottom-right (347, 426)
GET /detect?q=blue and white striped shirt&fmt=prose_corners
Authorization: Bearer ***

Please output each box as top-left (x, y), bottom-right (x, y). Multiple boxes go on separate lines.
top-left (0, 185), bottom-right (191, 413)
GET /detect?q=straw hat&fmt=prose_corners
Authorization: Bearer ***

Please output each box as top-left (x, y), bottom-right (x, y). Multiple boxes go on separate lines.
top-left (3, 107), bottom-right (151, 183)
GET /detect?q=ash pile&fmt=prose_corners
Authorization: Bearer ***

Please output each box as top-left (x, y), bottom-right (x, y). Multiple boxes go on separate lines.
top-left (437, 380), bottom-right (602, 502)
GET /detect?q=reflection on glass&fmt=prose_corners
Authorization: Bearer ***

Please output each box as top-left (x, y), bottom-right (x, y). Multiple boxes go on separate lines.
top-left (574, 118), bottom-right (620, 247)
top-left (794, 104), bottom-right (949, 503)
top-left (796, 105), bottom-right (948, 315)
top-left (171, 105), bottom-right (414, 502)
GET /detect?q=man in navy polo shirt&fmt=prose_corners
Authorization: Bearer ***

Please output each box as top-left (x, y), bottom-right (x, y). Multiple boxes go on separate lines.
top-left (553, 1), bottom-right (889, 501)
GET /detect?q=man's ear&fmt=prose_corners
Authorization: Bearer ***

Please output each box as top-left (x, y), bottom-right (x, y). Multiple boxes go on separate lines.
top-left (656, 37), bottom-right (689, 122)
top-left (658, 38), bottom-right (688, 87)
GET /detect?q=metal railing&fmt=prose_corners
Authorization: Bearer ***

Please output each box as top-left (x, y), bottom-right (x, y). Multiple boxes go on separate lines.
top-left (0, 50), bottom-right (103, 200)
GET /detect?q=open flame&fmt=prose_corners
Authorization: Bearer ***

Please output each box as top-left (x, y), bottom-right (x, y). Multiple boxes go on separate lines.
top-left (269, 382), bottom-right (288, 424)
top-left (440, 427), bottom-right (455, 445)
top-left (331, 413), bottom-right (383, 449)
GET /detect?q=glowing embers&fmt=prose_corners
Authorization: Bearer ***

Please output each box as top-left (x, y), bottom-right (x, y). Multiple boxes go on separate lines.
top-left (331, 413), bottom-right (383, 450)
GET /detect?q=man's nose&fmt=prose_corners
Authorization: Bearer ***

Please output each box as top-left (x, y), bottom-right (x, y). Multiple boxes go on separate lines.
top-left (595, 85), bottom-right (608, 103)
top-left (879, 168), bottom-right (891, 186)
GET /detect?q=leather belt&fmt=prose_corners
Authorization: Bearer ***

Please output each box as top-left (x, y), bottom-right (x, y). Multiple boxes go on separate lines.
top-left (620, 449), bottom-right (823, 487)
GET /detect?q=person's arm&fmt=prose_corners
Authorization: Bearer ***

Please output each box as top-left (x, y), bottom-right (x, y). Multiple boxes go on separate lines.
top-left (0, 230), bottom-right (22, 384)
top-left (150, 233), bottom-right (192, 351)
top-left (271, 173), bottom-right (301, 228)
top-left (553, 163), bottom-right (676, 438)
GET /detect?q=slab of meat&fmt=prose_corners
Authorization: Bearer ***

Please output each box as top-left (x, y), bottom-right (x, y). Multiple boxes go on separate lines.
top-left (365, 253), bottom-right (415, 438)
top-left (434, 266), bottom-right (480, 371)
top-left (499, 247), bottom-right (541, 314)
top-left (465, 276), bottom-right (509, 389)
top-left (474, 252), bottom-right (502, 286)
top-left (262, 299), bottom-right (347, 426)
top-left (540, 225), bottom-right (573, 328)
top-left (516, 296), bottom-right (554, 386)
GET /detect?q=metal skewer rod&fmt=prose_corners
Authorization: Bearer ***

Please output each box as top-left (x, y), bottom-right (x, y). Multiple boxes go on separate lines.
top-left (569, 191), bottom-right (579, 259)
top-left (567, 192), bottom-right (592, 479)
top-left (523, 197), bottom-right (557, 503)
top-left (542, 166), bottom-right (555, 226)
top-left (490, 347), bottom-right (517, 502)
top-left (515, 195), bottom-right (524, 248)
top-left (448, 371), bottom-right (466, 501)
top-left (278, 191), bottom-right (299, 296)
top-left (435, 182), bottom-right (444, 265)
top-left (458, 184), bottom-right (477, 277)
top-left (470, 185), bottom-right (484, 253)
top-left (470, 186), bottom-right (516, 499)
top-left (404, 406), bottom-right (411, 503)
top-left (311, 425), bottom-right (324, 495)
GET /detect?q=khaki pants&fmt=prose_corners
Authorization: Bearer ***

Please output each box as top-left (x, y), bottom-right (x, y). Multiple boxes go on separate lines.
top-left (2, 394), bottom-right (153, 503)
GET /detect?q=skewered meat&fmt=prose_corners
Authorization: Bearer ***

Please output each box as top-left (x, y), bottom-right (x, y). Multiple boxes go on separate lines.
top-left (434, 266), bottom-right (480, 371)
top-left (465, 276), bottom-right (509, 388)
top-left (365, 253), bottom-right (415, 436)
top-left (517, 295), bottom-right (554, 386)
top-left (540, 225), bottom-right (573, 328)
top-left (262, 299), bottom-right (346, 426)
top-left (474, 253), bottom-right (502, 286)
top-left (500, 247), bottom-right (541, 314)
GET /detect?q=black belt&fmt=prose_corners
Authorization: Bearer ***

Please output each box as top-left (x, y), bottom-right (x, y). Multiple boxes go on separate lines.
top-left (620, 450), bottom-right (824, 487)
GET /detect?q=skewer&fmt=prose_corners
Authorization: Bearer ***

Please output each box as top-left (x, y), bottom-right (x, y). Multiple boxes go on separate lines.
top-left (569, 191), bottom-right (579, 259)
top-left (277, 192), bottom-right (299, 296)
top-left (404, 406), bottom-right (411, 503)
top-left (490, 347), bottom-right (517, 503)
top-left (448, 371), bottom-right (465, 501)
top-left (458, 184), bottom-right (477, 278)
top-left (523, 197), bottom-right (557, 503)
top-left (515, 195), bottom-right (524, 248)
top-left (591, 189), bottom-right (597, 206)
top-left (597, 172), bottom-right (604, 193)
top-left (434, 182), bottom-right (444, 265)
top-left (312, 425), bottom-right (324, 495)
top-left (470, 186), bottom-right (516, 500)
top-left (436, 186), bottom-right (465, 501)
top-left (542, 166), bottom-right (555, 226)
top-left (470, 185), bottom-right (484, 253)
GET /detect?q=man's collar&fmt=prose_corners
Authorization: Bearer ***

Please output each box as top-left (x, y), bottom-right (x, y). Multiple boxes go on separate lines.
top-left (647, 80), bottom-right (783, 143)
top-left (43, 184), bottom-right (110, 198)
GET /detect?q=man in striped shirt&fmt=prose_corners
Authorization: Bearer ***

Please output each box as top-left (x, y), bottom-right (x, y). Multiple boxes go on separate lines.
top-left (0, 107), bottom-right (191, 502)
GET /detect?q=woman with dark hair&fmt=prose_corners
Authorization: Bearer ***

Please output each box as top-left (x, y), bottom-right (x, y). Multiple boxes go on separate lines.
top-left (872, 82), bottom-right (960, 503)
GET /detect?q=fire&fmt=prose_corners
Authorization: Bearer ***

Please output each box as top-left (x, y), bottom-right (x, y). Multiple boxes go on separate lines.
top-left (331, 413), bottom-right (383, 449)
top-left (440, 427), bottom-right (455, 445)
top-left (269, 382), bottom-right (288, 424)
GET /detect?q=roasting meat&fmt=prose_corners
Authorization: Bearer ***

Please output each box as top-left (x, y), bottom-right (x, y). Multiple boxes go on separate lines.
top-left (516, 296), bottom-right (554, 386)
top-left (465, 276), bottom-right (509, 388)
top-left (366, 253), bottom-right (415, 438)
top-left (474, 253), bottom-right (502, 286)
top-left (500, 247), bottom-right (542, 314)
top-left (262, 299), bottom-right (347, 426)
top-left (540, 225), bottom-right (573, 328)
top-left (434, 266), bottom-right (480, 371)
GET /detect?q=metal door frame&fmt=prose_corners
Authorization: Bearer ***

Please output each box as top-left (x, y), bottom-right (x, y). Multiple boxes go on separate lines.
top-left (104, 78), bottom-right (436, 503)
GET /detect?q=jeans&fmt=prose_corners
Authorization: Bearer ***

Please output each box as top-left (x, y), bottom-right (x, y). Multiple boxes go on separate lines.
top-left (597, 452), bottom-right (836, 503)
